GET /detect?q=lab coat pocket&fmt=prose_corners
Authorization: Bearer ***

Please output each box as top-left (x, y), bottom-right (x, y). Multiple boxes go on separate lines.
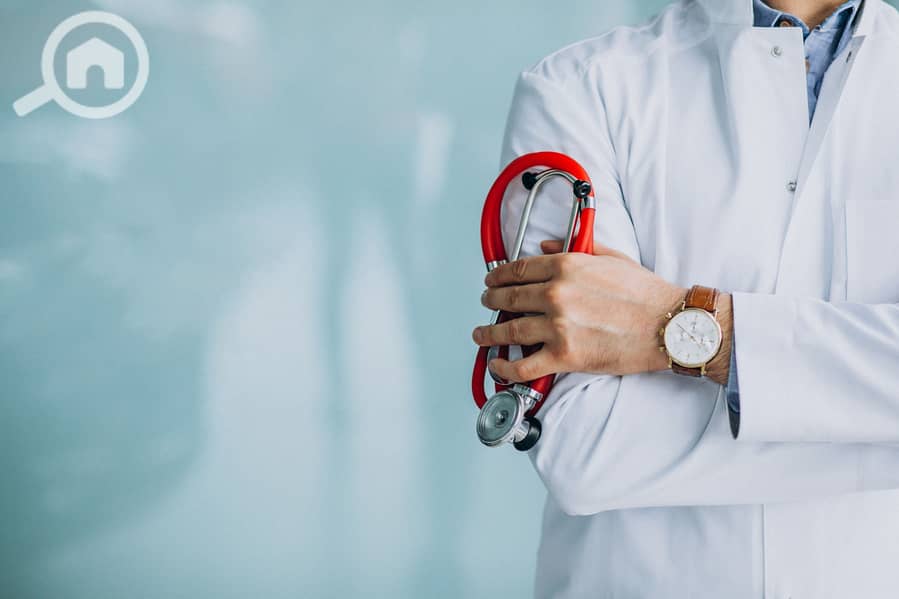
top-left (845, 199), bottom-right (899, 303)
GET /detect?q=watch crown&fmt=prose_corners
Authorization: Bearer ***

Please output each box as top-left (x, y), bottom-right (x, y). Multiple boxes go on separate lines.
top-left (658, 327), bottom-right (665, 337)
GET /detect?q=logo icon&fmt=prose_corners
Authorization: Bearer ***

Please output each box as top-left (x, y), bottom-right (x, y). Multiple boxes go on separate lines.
top-left (67, 38), bottom-right (125, 90)
top-left (13, 11), bottom-right (149, 120)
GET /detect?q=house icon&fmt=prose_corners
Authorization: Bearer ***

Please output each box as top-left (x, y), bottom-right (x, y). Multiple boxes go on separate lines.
top-left (66, 37), bottom-right (125, 90)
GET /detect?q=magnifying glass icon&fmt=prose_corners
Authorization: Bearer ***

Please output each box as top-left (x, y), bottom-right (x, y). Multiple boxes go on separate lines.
top-left (13, 11), bottom-right (149, 120)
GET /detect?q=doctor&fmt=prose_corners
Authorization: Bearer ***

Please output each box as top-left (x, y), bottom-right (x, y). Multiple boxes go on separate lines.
top-left (472, 0), bottom-right (899, 597)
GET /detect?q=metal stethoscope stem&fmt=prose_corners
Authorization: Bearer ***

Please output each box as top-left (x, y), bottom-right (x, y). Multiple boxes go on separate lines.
top-left (472, 152), bottom-right (596, 451)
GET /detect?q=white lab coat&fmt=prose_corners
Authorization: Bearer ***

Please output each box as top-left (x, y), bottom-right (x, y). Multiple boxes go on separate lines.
top-left (499, 0), bottom-right (899, 597)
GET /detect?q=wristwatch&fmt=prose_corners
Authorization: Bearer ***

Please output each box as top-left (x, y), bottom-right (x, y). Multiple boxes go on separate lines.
top-left (660, 285), bottom-right (723, 377)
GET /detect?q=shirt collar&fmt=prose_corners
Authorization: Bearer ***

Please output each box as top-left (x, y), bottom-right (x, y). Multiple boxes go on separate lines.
top-left (696, 0), bottom-right (876, 32)
top-left (752, 0), bottom-right (861, 30)
top-left (752, 0), bottom-right (785, 27)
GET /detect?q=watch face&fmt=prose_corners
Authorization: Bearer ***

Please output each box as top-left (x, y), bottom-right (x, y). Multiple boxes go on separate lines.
top-left (664, 308), bottom-right (722, 368)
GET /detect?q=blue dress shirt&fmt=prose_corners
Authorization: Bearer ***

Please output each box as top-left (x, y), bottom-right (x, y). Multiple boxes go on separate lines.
top-left (726, 0), bottom-right (861, 437)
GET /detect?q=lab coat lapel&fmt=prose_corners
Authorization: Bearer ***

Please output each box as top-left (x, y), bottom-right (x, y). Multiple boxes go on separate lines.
top-left (853, 0), bottom-right (881, 38)
top-left (773, 3), bottom-right (877, 298)
top-left (792, 38), bottom-right (863, 197)
top-left (686, 0), bottom-right (885, 301)
top-left (712, 23), bottom-right (809, 290)
top-left (793, 0), bottom-right (878, 196)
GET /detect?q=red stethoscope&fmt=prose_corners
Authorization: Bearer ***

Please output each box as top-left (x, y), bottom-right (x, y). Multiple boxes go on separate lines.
top-left (472, 152), bottom-right (596, 450)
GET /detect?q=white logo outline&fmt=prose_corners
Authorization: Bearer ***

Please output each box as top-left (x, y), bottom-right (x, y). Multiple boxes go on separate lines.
top-left (13, 11), bottom-right (150, 119)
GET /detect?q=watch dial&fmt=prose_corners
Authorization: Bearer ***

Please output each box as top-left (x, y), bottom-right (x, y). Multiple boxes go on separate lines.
top-left (664, 309), bottom-right (722, 367)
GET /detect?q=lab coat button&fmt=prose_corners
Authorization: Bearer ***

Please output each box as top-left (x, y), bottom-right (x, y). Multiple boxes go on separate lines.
top-left (772, 45), bottom-right (783, 57)
top-left (787, 180), bottom-right (797, 192)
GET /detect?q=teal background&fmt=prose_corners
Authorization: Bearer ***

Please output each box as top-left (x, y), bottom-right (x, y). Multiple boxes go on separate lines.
top-left (0, 1), bottom-right (702, 597)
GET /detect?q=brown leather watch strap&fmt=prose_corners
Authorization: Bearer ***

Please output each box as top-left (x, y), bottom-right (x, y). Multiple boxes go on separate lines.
top-left (671, 362), bottom-right (703, 377)
top-left (670, 285), bottom-right (720, 377)
top-left (684, 285), bottom-right (720, 313)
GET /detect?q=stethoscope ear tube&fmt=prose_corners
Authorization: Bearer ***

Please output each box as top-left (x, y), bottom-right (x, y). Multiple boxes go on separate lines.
top-left (473, 152), bottom-right (596, 450)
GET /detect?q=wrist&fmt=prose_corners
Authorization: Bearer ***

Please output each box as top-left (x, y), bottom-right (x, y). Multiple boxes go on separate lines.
top-left (655, 286), bottom-right (733, 383)
top-left (704, 292), bottom-right (733, 385)
top-left (648, 285), bottom-right (689, 372)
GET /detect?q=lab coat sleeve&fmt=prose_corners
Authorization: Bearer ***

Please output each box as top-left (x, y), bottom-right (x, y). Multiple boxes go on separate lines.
top-left (732, 294), bottom-right (899, 443)
top-left (501, 68), bottom-right (899, 516)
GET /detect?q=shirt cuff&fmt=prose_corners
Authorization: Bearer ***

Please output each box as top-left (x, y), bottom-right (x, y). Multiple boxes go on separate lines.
top-left (724, 337), bottom-right (740, 439)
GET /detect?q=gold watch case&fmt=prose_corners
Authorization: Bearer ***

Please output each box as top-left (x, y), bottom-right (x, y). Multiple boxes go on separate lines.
top-left (658, 305), bottom-right (723, 371)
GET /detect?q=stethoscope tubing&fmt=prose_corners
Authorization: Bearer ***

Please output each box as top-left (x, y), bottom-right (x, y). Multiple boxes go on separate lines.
top-left (473, 152), bottom-right (596, 417)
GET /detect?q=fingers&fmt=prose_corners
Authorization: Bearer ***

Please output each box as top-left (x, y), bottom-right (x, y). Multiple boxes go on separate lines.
top-left (472, 315), bottom-right (548, 347)
top-left (485, 255), bottom-right (558, 287)
top-left (488, 349), bottom-right (555, 383)
top-left (541, 238), bottom-right (636, 262)
top-left (481, 282), bottom-right (550, 313)
top-left (540, 239), bottom-right (565, 254)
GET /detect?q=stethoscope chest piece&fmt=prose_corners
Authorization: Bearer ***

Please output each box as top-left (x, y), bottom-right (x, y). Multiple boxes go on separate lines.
top-left (476, 387), bottom-right (542, 451)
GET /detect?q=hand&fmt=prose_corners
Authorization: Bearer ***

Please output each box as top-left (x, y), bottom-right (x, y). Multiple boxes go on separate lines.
top-left (472, 240), bottom-right (732, 385)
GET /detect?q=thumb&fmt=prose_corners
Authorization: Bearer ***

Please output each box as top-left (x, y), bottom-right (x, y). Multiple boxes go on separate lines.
top-left (540, 239), bottom-right (565, 254)
top-left (542, 238), bottom-right (635, 262)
